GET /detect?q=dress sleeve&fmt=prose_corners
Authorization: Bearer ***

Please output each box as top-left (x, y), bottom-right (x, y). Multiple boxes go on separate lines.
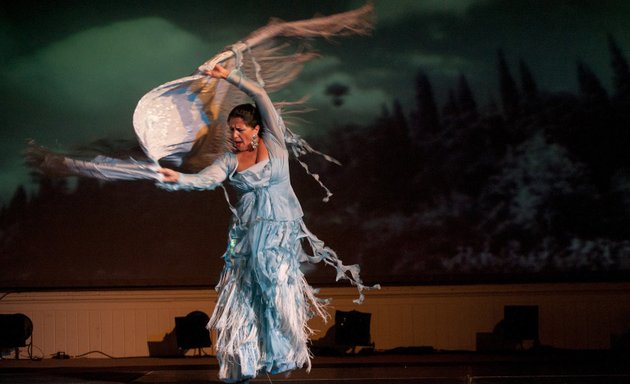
top-left (225, 70), bottom-right (286, 152)
top-left (157, 153), bottom-right (233, 191)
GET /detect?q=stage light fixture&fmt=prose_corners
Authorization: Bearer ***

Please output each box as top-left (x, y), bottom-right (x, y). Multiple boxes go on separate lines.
top-left (175, 311), bottom-right (212, 351)
top-left (0, 313), bottom-right (33, 349)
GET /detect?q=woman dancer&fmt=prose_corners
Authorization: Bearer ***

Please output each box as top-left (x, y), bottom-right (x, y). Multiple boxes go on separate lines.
top-left (159, 64), bottom-right (374, 383)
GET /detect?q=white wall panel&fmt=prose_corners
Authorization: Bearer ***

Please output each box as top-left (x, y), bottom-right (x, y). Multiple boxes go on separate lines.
top-left (1, 283), bottom-right (629, 358)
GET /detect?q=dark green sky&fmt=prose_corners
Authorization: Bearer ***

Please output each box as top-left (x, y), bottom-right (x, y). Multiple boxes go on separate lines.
top-left (1, 0), bottom-right (630, 204)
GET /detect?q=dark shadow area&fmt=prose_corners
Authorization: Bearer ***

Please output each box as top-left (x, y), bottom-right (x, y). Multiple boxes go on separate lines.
top-left (477, 305), bottom-right (540, 352)
top-left (147, 328), bottom-right (183, 358)
top-left (148, 311), bottom-right (212, 358)
top-left (1, 349), bottom-right (629, 383)
top-left (311, 310), bottom-right (375, 356)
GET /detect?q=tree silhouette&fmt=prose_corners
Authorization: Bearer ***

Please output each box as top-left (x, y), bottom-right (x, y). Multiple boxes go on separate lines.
top-left (442, 89), bottom-right (459, 119)
top-left (577, 60), bottom-right (609, 104)
top-left (391, 99), bottom-right (409, 141)
top-left (410, 70), bottom-right (441, 142)
top-left (497, 49), bottom-right (520, 120)
top-left (1, 186), bottom-right (28, 227)
top-left (608, 33), bottom-right (630, 102)
top-left (457, 74), bottom-right (478, 119)
top-left (519, 59), bottom-right (539, 102)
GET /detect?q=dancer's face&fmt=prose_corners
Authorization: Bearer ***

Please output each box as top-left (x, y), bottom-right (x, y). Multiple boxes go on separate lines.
top-left (228, 117), bottom-right (259, 152)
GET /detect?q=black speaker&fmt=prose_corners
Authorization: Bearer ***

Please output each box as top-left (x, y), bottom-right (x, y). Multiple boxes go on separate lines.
top-left (503, 305), bottom-right (539, 341)
top-left (334, 310), bottom-right (372, 347)
top-left (0, 314), bottom-right (33, 348)
top-left (175, 311), bottom-right (211, 350)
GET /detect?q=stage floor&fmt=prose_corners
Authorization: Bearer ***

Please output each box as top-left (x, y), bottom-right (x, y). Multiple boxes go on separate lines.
top-left (1, 350), bottom-right (629, 383)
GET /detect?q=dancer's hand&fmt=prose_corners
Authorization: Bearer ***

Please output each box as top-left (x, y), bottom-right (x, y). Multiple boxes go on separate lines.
top-left (204, 64), bottom-right (230, 79)
top-left (158, 168), bottom-right (179, 183)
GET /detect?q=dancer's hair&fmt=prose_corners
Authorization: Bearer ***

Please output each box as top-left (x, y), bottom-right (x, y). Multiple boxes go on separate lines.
top-left (228, 104), bottom-right (263, 132)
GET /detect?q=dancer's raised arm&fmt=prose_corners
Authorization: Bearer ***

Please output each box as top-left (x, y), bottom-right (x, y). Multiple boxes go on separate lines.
top-left (206, 64), bottom-right (286, 153)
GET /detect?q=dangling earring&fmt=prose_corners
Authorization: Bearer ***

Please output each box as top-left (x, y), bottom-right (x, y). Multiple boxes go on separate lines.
top-left (250, 133), bottom-right (258, 151)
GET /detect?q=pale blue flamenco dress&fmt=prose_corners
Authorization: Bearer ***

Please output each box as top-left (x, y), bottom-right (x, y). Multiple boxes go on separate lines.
top-left (159, 70), bottom-right (376, 382)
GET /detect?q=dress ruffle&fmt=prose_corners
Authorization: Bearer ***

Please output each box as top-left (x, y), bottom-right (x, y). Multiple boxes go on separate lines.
top-left (208, 218), bottom-right (329, 381)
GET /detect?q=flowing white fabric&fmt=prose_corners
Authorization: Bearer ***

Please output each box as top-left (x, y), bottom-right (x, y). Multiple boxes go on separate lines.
top-left (26, 3), bottom-right (373, 181)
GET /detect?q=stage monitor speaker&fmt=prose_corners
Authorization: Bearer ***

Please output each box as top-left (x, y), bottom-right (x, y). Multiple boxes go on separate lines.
top-left (503, 305), bottom-right (539, 341)
top-left (335, 310), bottom-right (372, 347)
top-left (0, 313), bottom-right (33, 348)
top-left (175, 311), bottom-right (211, 350)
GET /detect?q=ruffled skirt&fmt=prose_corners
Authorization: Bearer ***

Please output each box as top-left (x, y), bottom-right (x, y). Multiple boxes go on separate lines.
top-left (208, 218), bottom-right (330, 382)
